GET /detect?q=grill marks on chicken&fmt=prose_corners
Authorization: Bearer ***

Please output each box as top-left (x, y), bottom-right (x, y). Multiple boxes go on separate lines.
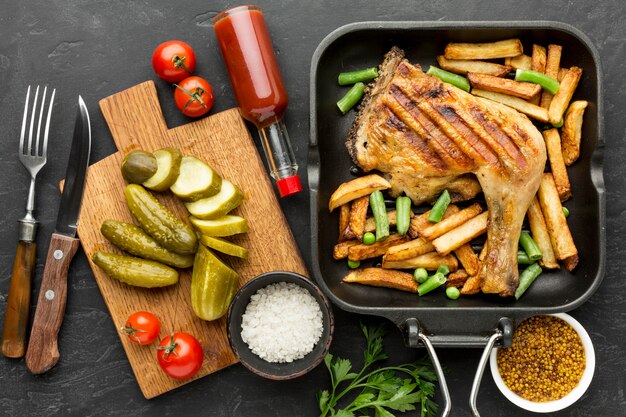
top-left (346, 47), bottom-right (547, 296)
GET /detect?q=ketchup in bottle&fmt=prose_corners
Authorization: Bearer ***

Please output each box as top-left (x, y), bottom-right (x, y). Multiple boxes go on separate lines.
top-left (213, 5), bottom-right (301, 197)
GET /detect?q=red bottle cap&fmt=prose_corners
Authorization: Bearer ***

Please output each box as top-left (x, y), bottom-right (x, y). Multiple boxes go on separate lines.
top-left (276, 175), bottom-right (302, 197)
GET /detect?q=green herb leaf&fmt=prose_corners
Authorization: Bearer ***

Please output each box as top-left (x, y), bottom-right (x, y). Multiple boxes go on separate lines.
top-left (375, 406), bottom-right (396, 417)
top-left (332, 357), bottom-right (357, 384)
top-left (318, 390), bottom-right (330, 412)
top-left (334, 410), bottom-right (355, 417)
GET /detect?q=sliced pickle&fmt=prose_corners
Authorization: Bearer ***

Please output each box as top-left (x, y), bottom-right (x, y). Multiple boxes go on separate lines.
top-left (189, 215), bottom-right (249, 237)
top-left (170, 155), bottom-right (222, 201)
top-left (143, 148), bottom-right (183, 191)
top-left (185, 180), bottom-right (244, 219)
top-left (199, 235), bottom-right (248, 259)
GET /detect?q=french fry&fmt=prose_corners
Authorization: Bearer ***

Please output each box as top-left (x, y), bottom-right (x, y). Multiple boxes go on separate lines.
top-left (432, 211), bottom-right (489, 255)
top-left (472, 89), bottom-right (549, 122)
top-left (383, 238), bottom-right (435, 262)
top-left (540, 45), bottom-right (563, 109)
top-left (461, 274), bottom-right (482, 295)
top-left (348, 196), bottom-right (369, 240)
top-left (333, 240), bottom-right (360, 260)
top-left (436, 56), bottom-right (511, 77)
top-left (338, 204), bottom-right (351, 242)
top-left (453, 243), bottom-right (479, 276)
top-left (382, 251), bottom-right (458, 271)
top-left (420, 203), bottom-right (483, 241)
top-left (561, 100), bottom-right (589, 166)
top-left (530, 45), bottom-right (547, 105)
top-left (409, 205), bottom-right (460, 238)
top-left (557, 67), bottom-right (568, 82)
top-left (348, 234), bottom-right (409, 261)
top-left (328, 174), bottom-right (390, 212)
top-left (505, 54), bottom-right (532, 70)
top-left (543, 129), bottom-right (571, 201)
top-left (526, 196), bottom-right (559, 269)
top-left (537, 174), bottom-right (578, 270)
top-left (468, 73), bottom-right (541, 100)
top-left (343, 268), bottom-right (418, 293)
top-left (365, 210), bottom-right (398, 233)
top-left (548, 66), bottom-right (583, 124)
top-left (445, 39), bottom-right (523, 60)
top-left (446, 269), bottom-right (470, 288)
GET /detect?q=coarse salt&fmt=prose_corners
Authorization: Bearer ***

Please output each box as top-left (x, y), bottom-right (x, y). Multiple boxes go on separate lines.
top-left (240, 282), bottom-right (324, 363)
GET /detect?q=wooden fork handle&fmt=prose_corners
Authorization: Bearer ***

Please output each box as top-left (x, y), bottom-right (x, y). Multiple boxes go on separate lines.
top-left (25, 233), bottom-right (80, 374)
top-left (1, 240), bottom-right (37, 358)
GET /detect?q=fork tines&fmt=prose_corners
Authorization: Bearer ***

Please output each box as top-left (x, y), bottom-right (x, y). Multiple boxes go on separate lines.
top-left (20, 85), bottom-right (56, 158)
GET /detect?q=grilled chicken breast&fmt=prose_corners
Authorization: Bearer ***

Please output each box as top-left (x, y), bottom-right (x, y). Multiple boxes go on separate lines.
top-left (346, 47), bottom-right (547, 296)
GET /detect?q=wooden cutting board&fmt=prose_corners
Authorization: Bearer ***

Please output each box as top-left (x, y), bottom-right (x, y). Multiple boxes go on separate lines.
top-left (77, 81), bottom-right (307, 399)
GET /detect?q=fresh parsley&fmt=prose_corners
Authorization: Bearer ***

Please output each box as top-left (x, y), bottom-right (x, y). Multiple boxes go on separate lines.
top-left (317, 322), bottom-right (438, 417)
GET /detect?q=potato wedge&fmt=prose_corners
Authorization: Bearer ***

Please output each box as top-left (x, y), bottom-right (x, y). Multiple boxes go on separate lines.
top-left (338, 204), bottom-right (351, 242)
top-left (365, 210), bottom-right (399, 233)
top-left (432, 211), bottom-right (489, 255)
top-left (537, 174), bottom-right (578, 270)
top-left (343, 268), bottom-right (418, 293)
top-left (461, 274), bottom-right (482, 295)
top-left (382, 251), bottom-right (458, 272)
top-left (349, 196), bottom-right (369, 240)
top-left (472, 89), bottom-right (549, 122)
top-left (453, 243), bottom-right (479, 276)
top-left (348, 234), bottom-right (409, 261)
top-left (445, 39), bottom-right (523, 60)
top-left (527, 196), bottom-right (559, 269)
top-left (333, 240), bottom-right (360, 260)
top-left (530, 44), bottom-right (547, 105)
top-left (543, 129), bottom-right (571, 201)
top-left (468, 73), bottom-right (541, 100)
top-left (548, 66), bottom-right (583, 124)
top-left (505, 54), bottom-right (532, 70)
top-left (557, 67), bottom-right (568, 82)
top-left (328, 174), bottom-right (391, 212)
top-left (383, 238), bottom-right (435, 262)
top-left (540, 45), bottom-right (563, 109)
top-left (446, 269), bottom-right (470, 288)
top-left (436, 56), bottom-right (511, 77)
top-left (409, 205), bottom-right (460, 238)
top-left (561, 100), bottom-right (589, 166)
top-left (420, 203), bottom-right (483, 241)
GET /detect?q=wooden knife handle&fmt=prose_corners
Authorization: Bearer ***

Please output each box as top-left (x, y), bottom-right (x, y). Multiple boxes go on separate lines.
top-left (1, 241), bottom-right (37, 358)
top-left (25, 233), bottom-right (80, 374)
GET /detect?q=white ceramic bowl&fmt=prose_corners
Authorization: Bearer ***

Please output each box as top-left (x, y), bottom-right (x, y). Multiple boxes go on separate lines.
top-left (489, 313), bottom-right (595, 413)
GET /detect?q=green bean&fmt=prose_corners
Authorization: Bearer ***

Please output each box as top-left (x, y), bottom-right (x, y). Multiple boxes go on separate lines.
top-left (426, 66), bottom-right (471, 92)
top-left (514, 69), bottom-right (560, 94)
top-left (338, 67), bottom-right (378, 85)
top-left (363, 232), bottom-right (376, 245)
top-left (436, 264), bottom-right (450, 276)
top-left (413, 268), bottom-right (429, 284)
top-left (515, 263), bottom-right (543, 300)
top-left (446, 287), bottom-right (461, 300)
top-left (563, 207), bottom-right (570, 218)
top-left (418, 272), bottom-right (447, 296)
top-left (519, 231), bottom-right (543, 261)
top-left (347, 259), bottom-right (361, 269)
top-left (396, 196), bottom-right (412, 236)
top-left (517, 251), bottom-right (533, 265)
top-left (337, 82), bottom-right (366, 114)
top-left (428, 190), bottom-right (451, 223)
top-left (369, 190), bottom-right (389, 242)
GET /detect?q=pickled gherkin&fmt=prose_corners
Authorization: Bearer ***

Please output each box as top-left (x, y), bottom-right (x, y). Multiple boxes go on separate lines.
top-left (92, 251), bottom-right (178, 288)
top-left (191, 245), bottom-right (239, 321)
top-left (100, 220), bottom-right (194, 268)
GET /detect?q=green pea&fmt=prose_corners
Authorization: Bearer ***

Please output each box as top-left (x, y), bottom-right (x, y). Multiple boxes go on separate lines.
top-left (413, 267), bottom-right (429, 284)
top-left (363, 232), bottom-right (376, 245)
top-left (446, 286), bottom-right (461, 300)
top-left (562, 207), bottom-right (570, 218)
top-left (348, 259), bottom-right (361, 269)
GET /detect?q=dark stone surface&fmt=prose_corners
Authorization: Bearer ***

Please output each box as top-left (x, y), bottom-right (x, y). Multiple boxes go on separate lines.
top-left (0, 0), bottom-right (624, 416)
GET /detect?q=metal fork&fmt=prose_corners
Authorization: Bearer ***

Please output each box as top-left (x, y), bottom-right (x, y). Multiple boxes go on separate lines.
top-left (1, 85), bottom-right (56, 358)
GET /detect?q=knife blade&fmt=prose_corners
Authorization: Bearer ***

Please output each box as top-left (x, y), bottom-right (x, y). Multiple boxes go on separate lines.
top-left (25, 96), bottom-right (91, 374)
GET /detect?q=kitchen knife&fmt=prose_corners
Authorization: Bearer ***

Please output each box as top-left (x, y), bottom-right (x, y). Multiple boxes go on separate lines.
top-left (25, 96), bottom-right (91, 374)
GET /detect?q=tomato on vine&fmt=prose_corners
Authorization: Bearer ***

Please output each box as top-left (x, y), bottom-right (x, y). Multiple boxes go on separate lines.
top-left (157, 332), bottom-right (204, 379)
top-left (121, 311), bottom-right (160, 346)
top-left (152, 40), bottom-right (196, 83)
top-left (174, 76), bottom-right (214, 117)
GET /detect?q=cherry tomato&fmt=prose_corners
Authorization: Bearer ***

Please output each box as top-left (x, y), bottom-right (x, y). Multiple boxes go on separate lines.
top-left (152, 40), bottom-right (196, 83)
top-left (174, 76), bottom-right (214, 117)
top-left (121, 311), bottom-right (160, 346)
top-left (157, 332), bottom-right (203, 379)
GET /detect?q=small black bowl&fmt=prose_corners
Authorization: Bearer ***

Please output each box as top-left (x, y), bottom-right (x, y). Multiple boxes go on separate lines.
top-left (227, 271), bottom-right (334, 380)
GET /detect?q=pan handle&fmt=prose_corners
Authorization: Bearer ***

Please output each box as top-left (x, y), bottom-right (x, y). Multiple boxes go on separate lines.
top-left (403, 317), bottom-right (514, 417)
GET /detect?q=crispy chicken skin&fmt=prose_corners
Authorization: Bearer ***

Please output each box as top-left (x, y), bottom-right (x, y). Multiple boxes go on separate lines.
top-left (346, 47), bottom-right (546, 296)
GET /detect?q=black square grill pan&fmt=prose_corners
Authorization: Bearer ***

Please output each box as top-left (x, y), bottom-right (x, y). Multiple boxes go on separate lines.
top-left (308, 21), bottom-right (605, 416)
